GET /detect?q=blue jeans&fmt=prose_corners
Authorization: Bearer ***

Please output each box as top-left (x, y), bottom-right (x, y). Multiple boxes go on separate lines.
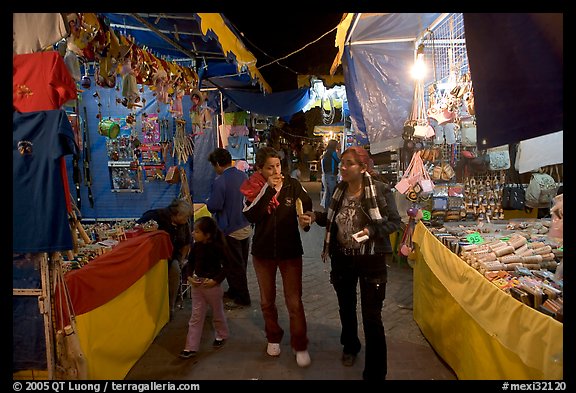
top-left (322, 174), bottom-right (338, 208)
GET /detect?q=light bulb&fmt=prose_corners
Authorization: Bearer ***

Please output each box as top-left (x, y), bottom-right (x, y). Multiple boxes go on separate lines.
top-left (411, 53), bottom-right (426, 80)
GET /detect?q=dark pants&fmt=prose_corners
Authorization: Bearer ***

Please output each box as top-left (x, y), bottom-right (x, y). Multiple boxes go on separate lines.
top-left (223, 235), bottom-right (251, 305)
top-left (330, 253), bottom-right (389, 381)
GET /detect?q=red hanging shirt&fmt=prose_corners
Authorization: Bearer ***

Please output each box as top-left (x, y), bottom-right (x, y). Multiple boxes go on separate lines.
top-left (13, 51), bottom-right (78, 113)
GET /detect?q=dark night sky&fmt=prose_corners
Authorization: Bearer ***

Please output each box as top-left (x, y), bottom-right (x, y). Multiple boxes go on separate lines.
top-left (223, 13), bottom-right (344, 92)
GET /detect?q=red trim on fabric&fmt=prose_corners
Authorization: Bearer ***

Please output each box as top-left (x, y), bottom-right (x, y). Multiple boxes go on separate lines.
top-left (55, 231), bottom-right (173, 323)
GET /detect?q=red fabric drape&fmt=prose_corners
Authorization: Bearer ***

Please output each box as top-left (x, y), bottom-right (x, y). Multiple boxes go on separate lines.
top-left (55, 230), bottom-right (173, 326)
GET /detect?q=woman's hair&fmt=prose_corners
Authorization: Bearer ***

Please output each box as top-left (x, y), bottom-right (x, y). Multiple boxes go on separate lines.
top-left (254, 146), bottom-right (280, 169)
top-left (167, 199), bottom-right (193, 218)
top-left (326, 139), bottom-right (339, 150)
top-left (342, 146), bottom-right (378, 177)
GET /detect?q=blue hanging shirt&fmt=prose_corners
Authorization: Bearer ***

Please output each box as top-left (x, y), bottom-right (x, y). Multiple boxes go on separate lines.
top-left (13, 109), bottom-right (78, 253)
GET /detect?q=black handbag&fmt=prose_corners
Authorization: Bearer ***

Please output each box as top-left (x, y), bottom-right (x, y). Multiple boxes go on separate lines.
top-left (502, 184), bottom-right (525, 210)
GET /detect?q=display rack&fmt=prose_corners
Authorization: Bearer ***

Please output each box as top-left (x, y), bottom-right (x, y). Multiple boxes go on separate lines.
top-left (13, 253), bottom-right (56, 379)
top-left (422, 13), bottom-right (469, 91)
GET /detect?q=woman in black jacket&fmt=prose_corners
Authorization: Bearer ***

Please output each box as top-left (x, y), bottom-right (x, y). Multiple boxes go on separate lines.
top-left (300, 146), bottom-right (402, 381)
top-left (241, 146), bottom-right (313, 368)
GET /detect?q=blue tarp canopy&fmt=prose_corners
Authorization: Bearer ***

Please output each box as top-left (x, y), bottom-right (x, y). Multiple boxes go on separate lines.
top-left (333, 13), bottom-right (563, 152)
top-left (334, 13), bottom-right (441, 153)
top-left (221, 88), bottom-right (312, 117)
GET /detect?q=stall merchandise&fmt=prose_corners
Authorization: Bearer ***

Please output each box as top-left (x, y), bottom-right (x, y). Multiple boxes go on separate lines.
top-left (427, 220), bottom-right (562, 321)
top-left (412, 220), bottom-right (563, 380)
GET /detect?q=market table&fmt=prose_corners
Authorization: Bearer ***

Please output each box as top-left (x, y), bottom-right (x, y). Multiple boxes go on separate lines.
top-left (61, 230), bottom-right (173, 380)
top-left (411, 221), bottom-right (563, 380)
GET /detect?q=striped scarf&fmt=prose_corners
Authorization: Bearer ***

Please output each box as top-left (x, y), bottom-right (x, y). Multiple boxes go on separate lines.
top-left (322, 172), bottom-right (384, 261)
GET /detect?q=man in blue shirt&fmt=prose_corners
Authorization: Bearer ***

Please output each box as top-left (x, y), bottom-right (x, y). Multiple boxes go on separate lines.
top-left (207, 148), bottom-right (252, 307)
top-left (321, 139), bottom-right (341, 208)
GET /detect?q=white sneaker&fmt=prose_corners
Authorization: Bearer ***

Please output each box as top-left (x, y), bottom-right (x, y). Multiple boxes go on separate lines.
top-left (295, 350), bottom-right (311, 367)
top-left (267, 343), bottom-right (281, 357)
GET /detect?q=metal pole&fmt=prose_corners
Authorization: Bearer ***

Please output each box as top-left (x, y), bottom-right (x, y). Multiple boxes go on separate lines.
top-left (130, 14), bottom-right (197, 63)
top-left (41, 254), bottom-right (56, 379)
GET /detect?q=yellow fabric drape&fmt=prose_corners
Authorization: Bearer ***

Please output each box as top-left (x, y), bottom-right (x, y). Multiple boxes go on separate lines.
top-left (75, 260), bottom-right (169, 380)
top-left (330, 13), bottom-right (355, 75)
top-left (196, 13), bottom-right (271, 93)
top-left (412, 221), bottom-right (563, 380)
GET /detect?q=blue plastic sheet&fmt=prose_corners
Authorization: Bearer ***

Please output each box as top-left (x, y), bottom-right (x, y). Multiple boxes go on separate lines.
top-left (343, 41), bottom-right (414, 153)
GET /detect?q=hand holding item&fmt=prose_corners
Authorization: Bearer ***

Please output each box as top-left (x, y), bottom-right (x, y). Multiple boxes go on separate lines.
top-left (267, 173), bottom-right (283, 190)
top-left (352, 229), bottom-right (369, 243)
top-left (298, 213), bottom-right (313, 231)
top-left (202, 278), bottom-right (217, 288)
top-left (188, 274), bottom-right (205, 287)
top-left (296, 198), bottom-right (312, 231)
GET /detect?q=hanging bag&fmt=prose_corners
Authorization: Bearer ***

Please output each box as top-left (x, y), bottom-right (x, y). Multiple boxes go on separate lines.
top-left (54, 258), bottom-right (88, 380)
top-left (487, 144), bottom-right (511, 171)
top-left (395, 151), bottom-right (432, 195)
top-left (525, 172), bottom-right (558, 208)
top-left (459, 117), bottom-right (477, 146)
top-left (501, 184), bottom-right (526, 210)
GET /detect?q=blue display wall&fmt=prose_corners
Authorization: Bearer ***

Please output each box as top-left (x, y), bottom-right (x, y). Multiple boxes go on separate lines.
top-left (65, 75), bottom-right (218, 220)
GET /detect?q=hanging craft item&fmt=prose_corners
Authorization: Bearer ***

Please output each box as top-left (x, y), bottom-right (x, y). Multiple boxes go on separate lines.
top-left (179, 169), bottom-right (192, 205)
top-left (411, 76), bottom-right (436, 140)
top-left (169, 86), bottom-right (185, 118)
top-left (165, 165), bottom-right (180, 184)
top-left (172, 119), bottom-right (193, 164)
top-left (120, 59), bottom-right (141, 109)
top-left (459, 117), bottom-right (477, 147)
top-left (398, 206), bottom-right (423, 256)
top-left (82, 106), bottom-right (94, 207)
top-left (98, 118), bottom-right (120, 139)
top-left (80, 62), bottom-right (91, 89)
top-left (141, 113), bottom-right (160, 143)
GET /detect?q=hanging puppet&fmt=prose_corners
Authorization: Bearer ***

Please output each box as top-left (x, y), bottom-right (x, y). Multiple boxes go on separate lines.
top-left (189, 89), bottom-right (213, 133)
top-left (120, 58), bottom-right (141, 109)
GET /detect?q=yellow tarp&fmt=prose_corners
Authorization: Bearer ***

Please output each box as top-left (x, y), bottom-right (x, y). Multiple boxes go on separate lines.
top-left (412, 221), bottom-right (563, 380)
top-left (297, 74), bottom-right (345, 88)
top-left (75, 260), bottom-right (169, 380)
top-left (196, 13), bottom-right (271, 93)
top-left (193, 203), bottom-right (211, 221)
top-left (313, 125), bottom-right (344, 136)
top-left (330, 13), bottom-right (354, 75)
